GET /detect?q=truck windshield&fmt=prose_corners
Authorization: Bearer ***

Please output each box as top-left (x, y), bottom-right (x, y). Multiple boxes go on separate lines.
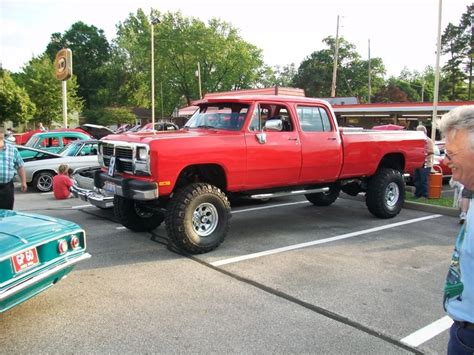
top-left (185, 104), bottom-right (249, 131)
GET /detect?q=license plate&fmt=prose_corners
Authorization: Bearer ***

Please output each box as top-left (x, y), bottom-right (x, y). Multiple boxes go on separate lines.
top-left (108, 156), bottom-right (116, 176)
top-left (12, 248), bottom-right (39, 273)
top-left (104, 181), bottom-right (116, 194)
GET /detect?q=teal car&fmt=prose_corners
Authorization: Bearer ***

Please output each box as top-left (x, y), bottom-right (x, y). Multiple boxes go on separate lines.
top-left (21, 131), bottom-right (91, 159)
top-left (0, 210), bottom-right (91, 313)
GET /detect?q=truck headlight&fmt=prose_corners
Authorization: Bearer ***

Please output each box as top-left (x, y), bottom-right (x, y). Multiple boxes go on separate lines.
top-left (137, 147), bottom-right (148, 161)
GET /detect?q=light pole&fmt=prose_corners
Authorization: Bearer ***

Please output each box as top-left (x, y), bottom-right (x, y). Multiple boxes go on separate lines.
top-left (150, 16), bottom-right (160, 131)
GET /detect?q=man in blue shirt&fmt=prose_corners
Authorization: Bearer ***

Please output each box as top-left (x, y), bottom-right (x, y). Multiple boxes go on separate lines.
top-left (440, 105), bottom-right (474, 354)
top-left (0, 129), bottom-right (27, 209)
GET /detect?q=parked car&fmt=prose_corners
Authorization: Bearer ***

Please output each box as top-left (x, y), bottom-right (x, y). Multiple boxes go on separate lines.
top-left (0, 209), bottom-right (90, 313)
top-left (21, 131), bottom-right (91, 159)
top-left (139, 121), bottom-right (180, 132)
top-left (433, 144), bottom-right (452, 179)
top-left (17, 140), bottom-right (100, 192)
top-left (15, 128), bottom-right (90, 146)
top-left (78, 124), bottom-right (114, 139)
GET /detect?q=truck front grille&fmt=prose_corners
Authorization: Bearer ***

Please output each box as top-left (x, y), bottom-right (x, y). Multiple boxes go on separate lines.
top-left (99, 142), bottom-right (149, 175)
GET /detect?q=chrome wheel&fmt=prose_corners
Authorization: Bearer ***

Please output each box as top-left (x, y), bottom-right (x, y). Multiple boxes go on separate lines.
top-left (192, 202), bottom-right (219, 237)
top-left (385, 182), bottom-right (400, 208)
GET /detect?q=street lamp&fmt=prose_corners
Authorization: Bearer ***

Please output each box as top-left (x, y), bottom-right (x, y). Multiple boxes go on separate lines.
top-left (150, 16), bottom-right (160, 132)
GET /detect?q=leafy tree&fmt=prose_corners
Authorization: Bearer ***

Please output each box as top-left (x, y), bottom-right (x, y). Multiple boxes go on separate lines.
top-left (441, 23), bottom-right (467, 100)
top-left (258, 64), bottom-right (297, 88)
top-left (113, 9), bottom-right (265, 115)
top-left (292, 36), bottom-right (385, 101)
top-left (459, 4), bottom-right (473, 99)
top-left (45, 21), bottom-right (110, 107)
top-left (0, 68), bottom-right (36, 126)
top-left (83, 107), bottom-right (136, 126)
top-left (15, 55), bottom-right (84, 127)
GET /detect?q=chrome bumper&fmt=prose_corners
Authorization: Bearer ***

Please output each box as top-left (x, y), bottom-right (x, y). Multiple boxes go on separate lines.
top-left (94, 171), bottom-right (159, 201)
top-left (0, 253), bottom-right (91, 301)
top-left (71, 185), bottom-right (114, 209)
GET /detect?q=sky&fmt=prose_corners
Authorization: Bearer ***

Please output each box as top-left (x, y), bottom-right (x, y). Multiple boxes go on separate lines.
top-left (0, 0), bottom-right (471, 77)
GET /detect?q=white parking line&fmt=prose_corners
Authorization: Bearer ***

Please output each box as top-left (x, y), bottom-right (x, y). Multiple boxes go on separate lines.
top-left (401, 316), bottom-right (453, 347)
top-left (210, 214), bottom-right (442, 266)
top-left (71, 204), bottom-right (95, 209)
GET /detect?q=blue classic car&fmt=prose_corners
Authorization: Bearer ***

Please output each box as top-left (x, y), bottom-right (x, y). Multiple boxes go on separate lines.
top-left (0, 210), bottom-right (91, 313)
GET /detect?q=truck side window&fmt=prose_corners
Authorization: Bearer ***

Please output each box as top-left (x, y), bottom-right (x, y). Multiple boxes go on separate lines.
top-left (249, 105), bottom-right (292, 131)
top-left (297, 106), bottom-right (333, 132)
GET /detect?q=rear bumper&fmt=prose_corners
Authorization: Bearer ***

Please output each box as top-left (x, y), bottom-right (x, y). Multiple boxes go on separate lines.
top-left (94, 170), bottom-right (159, 200)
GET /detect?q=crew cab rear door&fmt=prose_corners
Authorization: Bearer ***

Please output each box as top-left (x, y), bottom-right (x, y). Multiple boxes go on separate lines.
top-left (244, 102), bottom-right (301, 189)
top-left (295, 105), bottom-right (343, 183)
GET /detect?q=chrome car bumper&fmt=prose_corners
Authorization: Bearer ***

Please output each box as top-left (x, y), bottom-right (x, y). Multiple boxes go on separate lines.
top-left (71, 185), bottom-right (114, 209)
top-left (0, 253), bottom-right (91, 301)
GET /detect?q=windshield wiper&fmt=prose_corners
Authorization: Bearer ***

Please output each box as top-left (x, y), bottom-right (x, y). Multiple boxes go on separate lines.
top-left (195, 125), bottom-right (217, 129)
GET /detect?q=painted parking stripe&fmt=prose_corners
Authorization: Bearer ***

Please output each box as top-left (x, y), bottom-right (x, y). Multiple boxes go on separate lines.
top-left (211, 214), bottom-right (442, 267)
top-left (401, 316), bottom-right (453, 347)
top-left (72, 204), bottom-right (95, 209)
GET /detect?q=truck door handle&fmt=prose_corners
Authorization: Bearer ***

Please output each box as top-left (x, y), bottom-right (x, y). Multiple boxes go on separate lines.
top-left (288, 138), bottom-right (298, 141)
top-left (327, 137), bottom-right (337, 140)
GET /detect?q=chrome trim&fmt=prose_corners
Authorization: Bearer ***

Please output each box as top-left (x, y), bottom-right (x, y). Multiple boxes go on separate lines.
top-left (0, 253), bottom-right (91, 301)
top-left (71, 185), bottom-right (114, 208)
top-left (250, 187), bottom-right (330, 199)
top-left (102, 181), bottom-right (158, 200)
top-left (98, 141), bottom-right (150, 175)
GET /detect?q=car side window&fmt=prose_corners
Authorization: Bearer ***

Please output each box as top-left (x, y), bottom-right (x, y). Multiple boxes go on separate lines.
top-left (248, 104), bottom-right (293, 132)
top-left (297, 106), bottom-right (333, 132)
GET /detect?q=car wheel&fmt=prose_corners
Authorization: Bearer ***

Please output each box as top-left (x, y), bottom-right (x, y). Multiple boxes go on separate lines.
top-left (165, 183), bottom-right (231, 254)
top-left (366, 168), bottom-right (405, 218)
top-left (113, 196), bottom-right (164, 231)
top-left (33, 171), bottom-right (55, 192)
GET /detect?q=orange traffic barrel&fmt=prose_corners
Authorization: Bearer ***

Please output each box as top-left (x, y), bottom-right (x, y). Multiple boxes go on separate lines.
top-left (428, 165), bottom-right (443, 199)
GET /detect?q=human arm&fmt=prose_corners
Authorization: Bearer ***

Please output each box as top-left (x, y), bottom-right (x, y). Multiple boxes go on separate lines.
top-left (16, 166), bottom-right (27, 192)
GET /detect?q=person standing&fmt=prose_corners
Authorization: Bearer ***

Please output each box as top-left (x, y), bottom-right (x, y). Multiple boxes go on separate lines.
top-left (439, 105), bottom-right (474, 354)
top-left (413, 124), bottom-right (435, 198)
top-left (0, 129), bottom-right (27, 209)
top-left (52, 164), bottom-right (73, 200)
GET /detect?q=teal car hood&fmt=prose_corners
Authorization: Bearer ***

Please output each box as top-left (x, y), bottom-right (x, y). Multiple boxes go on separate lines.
top-left (0, 210), bottom-right (80, 259)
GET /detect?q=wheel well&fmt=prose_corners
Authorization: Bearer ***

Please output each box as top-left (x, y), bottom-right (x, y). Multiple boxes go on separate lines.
top-left (378, 153), bottom-right (404, 172)
top-left (175, 164), bottom-right (227, 191)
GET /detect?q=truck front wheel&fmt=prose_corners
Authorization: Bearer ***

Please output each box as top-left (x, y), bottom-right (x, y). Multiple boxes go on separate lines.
top-left (114, 196), bottom-right (164, 231)
top-left (305, 186), bottom-right (340, 206)
top-left (366, 168), bottom-right (405, 218)
top-left (166, 183), bottom-right (231, 254)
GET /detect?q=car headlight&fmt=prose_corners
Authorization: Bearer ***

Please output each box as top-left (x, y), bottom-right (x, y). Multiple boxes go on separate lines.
top-left (137, 147), bottom-right (148, 161)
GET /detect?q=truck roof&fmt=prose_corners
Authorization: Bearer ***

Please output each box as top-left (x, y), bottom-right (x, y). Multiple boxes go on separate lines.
top-left (193, 95), bottom-right (330, 106)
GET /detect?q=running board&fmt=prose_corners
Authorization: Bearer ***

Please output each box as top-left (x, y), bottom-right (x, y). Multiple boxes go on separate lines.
top-left (250, 187), bottom-right (330, 200)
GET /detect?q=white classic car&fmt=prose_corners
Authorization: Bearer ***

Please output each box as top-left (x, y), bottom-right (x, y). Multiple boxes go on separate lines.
top-left (16, 140), bottom-right (100, 192)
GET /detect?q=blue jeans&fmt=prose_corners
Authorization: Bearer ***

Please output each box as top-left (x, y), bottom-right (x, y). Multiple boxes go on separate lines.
top-left (414, 167), bottom-right (430, 198)
top-left (447, 322), bottom-right (474, 354)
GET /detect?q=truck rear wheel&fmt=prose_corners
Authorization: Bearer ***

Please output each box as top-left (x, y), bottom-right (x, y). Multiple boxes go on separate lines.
top-left (366, 168), bottom-right (404, 218)
top-left (166, 183), bottom-right (231, 254)
top-left (114, 196), bottom-right (164, 231)
top-left (305, 186), bottom-right (340, 206)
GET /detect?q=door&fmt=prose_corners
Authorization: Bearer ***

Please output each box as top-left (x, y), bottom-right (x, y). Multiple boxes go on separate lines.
top-left (244, 103), bottom-right (301, 189)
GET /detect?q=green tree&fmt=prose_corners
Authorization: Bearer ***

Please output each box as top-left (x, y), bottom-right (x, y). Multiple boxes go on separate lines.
top-left (16, 55), bottom-right (84, 127)
top-left (45, 21), bottom-right (110, 107)
top-left (441, 23), bottom-right (466, 100)
top-left (83, 107), bottom-right (136, 126)
top-left (0, 68), bottom-right (36, 126)
top-left (292, 36), bottom-right (385, 101)
top-left (459, 4), bottom-right (473, 99)
top-left (113, 9), bottom-right (265, 115)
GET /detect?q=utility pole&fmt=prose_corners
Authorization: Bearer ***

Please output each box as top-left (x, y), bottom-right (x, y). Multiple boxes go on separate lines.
top-left (431, 0), bottom-right (442, 142)
top-left (197, 62), bottom-right (202, 99)
top-left (330, 15), bottom-right (340, 98)
top-left (368, 39), bottom-right (371, 104)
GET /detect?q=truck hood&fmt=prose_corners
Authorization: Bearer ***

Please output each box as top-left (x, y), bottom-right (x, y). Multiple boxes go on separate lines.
top-left (102, 129), bottom-right (237, 144)
top-left (0, 210), bottom-right (80, 259)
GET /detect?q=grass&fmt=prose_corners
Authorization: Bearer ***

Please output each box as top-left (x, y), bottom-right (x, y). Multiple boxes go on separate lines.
top-left (405, 191), bottom-right (454, 208)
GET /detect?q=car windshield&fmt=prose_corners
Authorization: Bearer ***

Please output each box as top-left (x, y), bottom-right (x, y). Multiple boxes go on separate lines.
top-left (185, 103), bottom-right (249, 131)
top-left (59, 142), bottom-right (81, 156)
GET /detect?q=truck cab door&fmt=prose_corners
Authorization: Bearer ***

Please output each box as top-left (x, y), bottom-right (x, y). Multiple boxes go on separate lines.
top-left (244, 103), bottom-right (301, 189)
top-left (295, 105), bottom-right (343, 183)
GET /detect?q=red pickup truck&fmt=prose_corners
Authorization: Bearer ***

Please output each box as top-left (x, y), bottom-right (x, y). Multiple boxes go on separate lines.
top-left (94, 95), bottom-right (426, 253)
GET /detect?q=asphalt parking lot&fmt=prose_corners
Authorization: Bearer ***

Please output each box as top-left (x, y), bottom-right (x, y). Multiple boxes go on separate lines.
top-left (0, 186), bottom-right (461, 354)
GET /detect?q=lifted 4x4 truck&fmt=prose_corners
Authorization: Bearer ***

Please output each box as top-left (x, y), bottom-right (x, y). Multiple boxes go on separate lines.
top-left (93, 95), bottom-right (426, 254)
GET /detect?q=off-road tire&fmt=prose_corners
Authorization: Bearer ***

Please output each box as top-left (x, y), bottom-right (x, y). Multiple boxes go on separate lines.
top-left (165, 183), bottom-right (231, 254)
top-left (366, 168), bottom-right (405, 218)
top-left (114, 196), bottom-right (164, 231)
top-left (305, 185), bottom-right (340, 206)
top-left (33, 171), bottom-right (55, 192)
